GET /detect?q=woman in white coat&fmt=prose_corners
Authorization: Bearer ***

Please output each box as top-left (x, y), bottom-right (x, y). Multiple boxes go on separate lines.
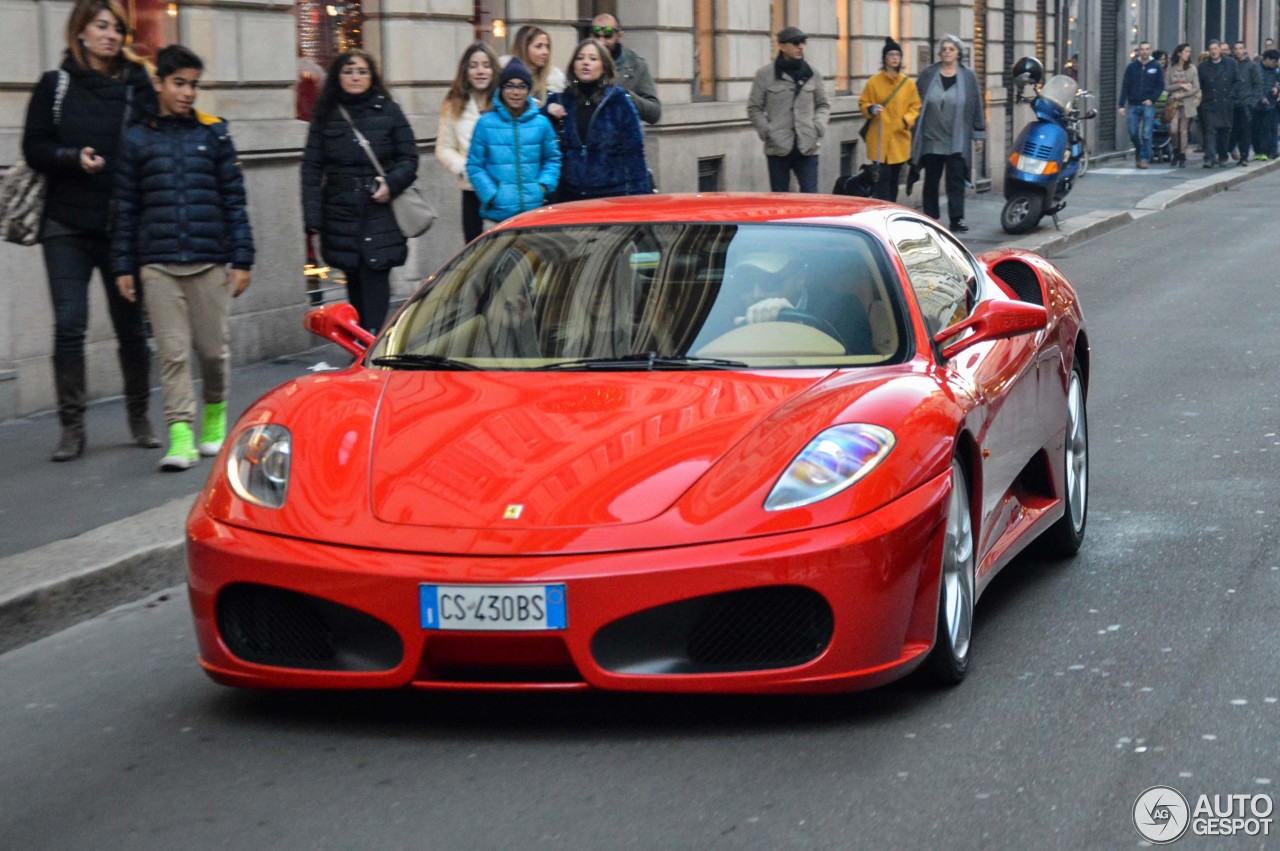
top-left (436, 43), bottom-right (499, 243)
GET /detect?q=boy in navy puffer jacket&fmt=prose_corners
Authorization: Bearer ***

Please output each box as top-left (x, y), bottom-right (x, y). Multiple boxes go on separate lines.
top-left (112, 45), bottom-right (254, 471)
top-left (467, 58), bottom-right (561, 225)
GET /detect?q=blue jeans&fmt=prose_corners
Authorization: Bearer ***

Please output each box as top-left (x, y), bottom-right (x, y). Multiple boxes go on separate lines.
top-left (766, 146), bottom-right (819, 193)
top-left (1126, 104), bottom-right (1156, 161)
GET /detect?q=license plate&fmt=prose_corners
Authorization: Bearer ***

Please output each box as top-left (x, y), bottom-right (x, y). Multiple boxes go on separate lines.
top-left (419, 584), bottom-right (567, 631)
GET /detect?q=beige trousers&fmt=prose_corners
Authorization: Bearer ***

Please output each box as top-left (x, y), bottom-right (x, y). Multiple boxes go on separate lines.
top-left (140, 263), bottom-right (230, 427)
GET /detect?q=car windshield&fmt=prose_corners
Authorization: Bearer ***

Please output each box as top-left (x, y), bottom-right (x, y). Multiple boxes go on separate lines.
top-left (372, 223), bottom-right (908, 370)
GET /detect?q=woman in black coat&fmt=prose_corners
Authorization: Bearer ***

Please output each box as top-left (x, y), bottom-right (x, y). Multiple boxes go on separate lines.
top-left (21, 0), bottom-right (160, 461)
top-left (301, 50), bottom-right (419, 333)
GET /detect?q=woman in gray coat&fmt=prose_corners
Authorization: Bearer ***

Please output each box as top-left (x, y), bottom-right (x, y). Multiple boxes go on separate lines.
top-left (910, 35), bottom-right (985, 231)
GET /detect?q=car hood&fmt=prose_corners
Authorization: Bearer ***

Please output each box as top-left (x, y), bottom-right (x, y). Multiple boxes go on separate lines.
top-left (368, 370), bottom-right (832, 529)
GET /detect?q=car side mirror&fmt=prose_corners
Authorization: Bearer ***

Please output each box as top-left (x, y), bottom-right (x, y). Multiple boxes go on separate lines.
top-left (932, 299), bottom-right (1047, 360)
top-left (305, 302), bottom-right (375, 357)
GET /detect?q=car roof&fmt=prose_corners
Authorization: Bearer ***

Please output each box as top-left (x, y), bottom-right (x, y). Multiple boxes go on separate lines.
top-left (503, 193), bottom-right (903, 229)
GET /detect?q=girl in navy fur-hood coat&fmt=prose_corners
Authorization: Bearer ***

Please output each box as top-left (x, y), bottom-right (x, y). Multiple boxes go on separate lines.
top-left (545, 80), bottom-right (651, 200)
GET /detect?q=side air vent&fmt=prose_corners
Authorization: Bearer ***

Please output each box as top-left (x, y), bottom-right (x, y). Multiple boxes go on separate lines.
top-left (991, 259), bottom-right (1044, 306)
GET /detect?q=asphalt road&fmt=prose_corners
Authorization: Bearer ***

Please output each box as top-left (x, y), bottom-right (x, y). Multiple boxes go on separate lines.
top-left (3, 180), bottom-right (1280, 850)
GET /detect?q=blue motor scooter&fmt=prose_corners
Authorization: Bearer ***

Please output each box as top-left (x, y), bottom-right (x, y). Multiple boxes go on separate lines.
top-left (1001, 57), bottom-right (1096, 235)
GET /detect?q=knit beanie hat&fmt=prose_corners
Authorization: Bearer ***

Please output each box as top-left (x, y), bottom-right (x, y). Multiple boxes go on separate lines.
top-left (501, 57), bottom-right (533, 88)
top-left (883, 37), bottom-right (903, 62)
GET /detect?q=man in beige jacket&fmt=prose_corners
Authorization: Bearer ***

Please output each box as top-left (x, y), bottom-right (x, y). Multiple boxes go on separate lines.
top-left (747, 26), bottom-right (831, 192)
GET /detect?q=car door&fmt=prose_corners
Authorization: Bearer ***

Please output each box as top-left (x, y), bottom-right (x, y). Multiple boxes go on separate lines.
top-left (888, 217), bottom-right (1042, 572)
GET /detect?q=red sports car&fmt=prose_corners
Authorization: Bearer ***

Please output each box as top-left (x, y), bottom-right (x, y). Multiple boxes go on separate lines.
top-left (187, 194), bottom-right (1089, 693)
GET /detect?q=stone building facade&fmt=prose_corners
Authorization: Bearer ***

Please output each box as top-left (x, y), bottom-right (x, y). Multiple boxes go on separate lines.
top-left (4, 0), bottom-right (1193, 421)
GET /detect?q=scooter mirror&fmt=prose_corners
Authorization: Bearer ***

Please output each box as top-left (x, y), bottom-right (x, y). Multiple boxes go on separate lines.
top-left (1010, 56), bottom-right (1044, 87)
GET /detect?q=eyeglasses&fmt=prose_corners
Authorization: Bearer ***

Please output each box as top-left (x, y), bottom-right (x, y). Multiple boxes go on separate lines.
top-left (502, 82), bottom-right (530, 91)
top-left (340, 67), bottom-right (371, 77)
top-left (591, 26), bottom-right (618, 38)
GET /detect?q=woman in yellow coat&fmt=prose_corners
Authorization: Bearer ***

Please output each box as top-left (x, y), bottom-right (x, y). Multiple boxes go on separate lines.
top-left (858, 38), bottom-right (921, 202)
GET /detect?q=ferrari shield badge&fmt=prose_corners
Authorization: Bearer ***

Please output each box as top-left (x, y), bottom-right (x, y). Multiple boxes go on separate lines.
top-left (503, 504), bottom-right (524, 520)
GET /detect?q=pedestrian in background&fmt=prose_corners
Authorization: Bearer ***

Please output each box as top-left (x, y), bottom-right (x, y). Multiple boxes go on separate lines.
top-left (509, 26), bottom-right (566, 107)
top-left (1254, 48), bottom-right (1280, 160)
top-left (544, 39), bottom-right (651, 201)
top-left (436, 43), bottom-right (498, 244)
top-left (858, 37), bottom-right (920, 202)
top-left (20, 0), bottom-right (160, 461)
top-left (302, 49), bottom-right (418, 333)
top-left (466, 59), bottom-right (561, 227)
top-left (589, 13), bottom-right (662, 124)
top-left (1199, 41), bottom-right (1236, 166)
top-left (1164, 43), bottom-right (1200, 168)
top-left (1118, 40), bottom-right (1164, 168)
top-left (112, 45), bottom-right (253, 471)
top-left (909, 34), bottom-right (985, 232)
top-left (747, 26), bottom-right (830, 193)
top-left (1230, 41), bottom-right (1263, 164)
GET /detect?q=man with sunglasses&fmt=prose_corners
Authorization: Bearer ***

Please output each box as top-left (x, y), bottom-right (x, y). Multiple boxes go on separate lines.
top-left (590, 14), bottom-right (661, 124)
top-left (748, 26), bottom-right (830, 193)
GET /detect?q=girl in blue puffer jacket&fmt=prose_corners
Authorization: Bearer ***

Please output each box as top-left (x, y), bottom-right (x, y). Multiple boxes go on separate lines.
top-left (466, 59), bottom-right (561, 225)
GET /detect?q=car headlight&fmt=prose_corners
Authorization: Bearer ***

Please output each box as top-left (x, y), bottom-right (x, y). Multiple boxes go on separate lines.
top-left (226, 424), bottom-right (291, 509)
top-left (764, 424), bottom-right (895, 511)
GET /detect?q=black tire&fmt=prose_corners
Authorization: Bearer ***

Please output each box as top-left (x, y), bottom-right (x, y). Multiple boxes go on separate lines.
top-left (1037, 362), bottom-right (1088, 556)
top-left (923, 459), bottom-right (975, 685)
top-left (1000, 193), bottom-right (1045, 235)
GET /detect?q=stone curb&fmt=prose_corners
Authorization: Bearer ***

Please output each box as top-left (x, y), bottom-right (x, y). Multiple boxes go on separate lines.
top-left (0, 497), bottom-right (191, 654)
top-left (4, 160), bottom-right (1280, 655)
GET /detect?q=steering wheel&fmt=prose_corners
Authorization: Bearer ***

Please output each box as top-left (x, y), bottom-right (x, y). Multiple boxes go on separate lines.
top-left (776, 308), bottom-right (847, 349)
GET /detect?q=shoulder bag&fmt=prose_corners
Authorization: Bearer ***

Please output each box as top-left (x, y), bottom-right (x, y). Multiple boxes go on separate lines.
top-left (338, 105), bottom-right (435, 238)
top-left (1, 70), bottom-right (70, 246)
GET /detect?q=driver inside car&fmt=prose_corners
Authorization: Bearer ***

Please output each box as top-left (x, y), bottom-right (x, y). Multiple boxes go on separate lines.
top-left (732, 258), bottom-right (873, 353)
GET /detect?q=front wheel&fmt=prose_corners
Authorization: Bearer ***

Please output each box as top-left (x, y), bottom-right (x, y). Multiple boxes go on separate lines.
top-left (1001, 193), bottom-right (1045, 234)
top-left (1037, 362), bottom-right (1088, 556)
top-left (923, 459), bottom-right (976, 685)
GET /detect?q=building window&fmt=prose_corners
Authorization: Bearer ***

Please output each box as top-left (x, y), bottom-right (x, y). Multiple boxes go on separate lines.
top-left (840, 141), bottom-right (856, 175)
top-left (836, 1), bottom-right (850, 92)
top-left (297, 0), bottom-right (364, 121)
top-left (474, 0), bottom-right (508, 47)
top-left (694, 0), bottom-right (716, 100)
top-left (698, 157), bottom-right (723, 192)
top-left (126, 0), bottom-right (178, 60)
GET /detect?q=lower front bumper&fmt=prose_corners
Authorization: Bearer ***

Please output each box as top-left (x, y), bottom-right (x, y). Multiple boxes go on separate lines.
top-left (187, 470), bottom-right (950, 694)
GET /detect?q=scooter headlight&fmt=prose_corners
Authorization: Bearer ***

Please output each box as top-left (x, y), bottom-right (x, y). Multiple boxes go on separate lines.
top-left (1009, 153), bottom-right (1060, 175)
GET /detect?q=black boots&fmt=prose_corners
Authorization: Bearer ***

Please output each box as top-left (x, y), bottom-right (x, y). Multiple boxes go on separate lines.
top-left (120, 347), bottom-right (160, 449)
top-left (50, 357), bottom-right (86, 462)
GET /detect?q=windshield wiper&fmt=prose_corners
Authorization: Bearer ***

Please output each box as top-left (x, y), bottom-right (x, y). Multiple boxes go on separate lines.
top-left (370, 353), bottom-right (481, 371)
top-left (538, 352), bottom-right (747, 371)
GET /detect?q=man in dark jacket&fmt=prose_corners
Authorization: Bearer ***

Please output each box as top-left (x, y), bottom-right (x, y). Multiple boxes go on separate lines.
top-left (1230, 41), bottom-right (1265, 163)
top-left (112, 45), bottom-right (254, 472)
top-left (1198, 41), bottom-right (1237, 167)
top-left (1118, 41), bottom-right (1165, 167)
top-left (1254, 49), bottom-right (1280, 159)
top-left (590, 14), bottom-right (661, 124)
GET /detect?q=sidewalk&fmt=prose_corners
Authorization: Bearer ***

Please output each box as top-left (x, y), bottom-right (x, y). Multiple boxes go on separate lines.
top-left (3, 156), bottom-right (1278, 653)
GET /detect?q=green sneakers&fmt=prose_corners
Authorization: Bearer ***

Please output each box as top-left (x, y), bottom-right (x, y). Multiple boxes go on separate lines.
top-left (199, 401), bottom-right (227, 457)
top-left (160, 422), bottom-right (199, 471)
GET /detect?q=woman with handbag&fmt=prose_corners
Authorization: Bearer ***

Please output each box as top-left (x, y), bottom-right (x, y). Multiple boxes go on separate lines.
top-left (20, 0), bottom-right (160, 461)
top-left (858, 38), bottom-right (921, 202)
top-left (436, 43), bottom-right (499, 244)
top-left (301, 49), bottom-right (418, 333)
top-left (544, 39), bottom-right (651, 201)
top-left (909, 35), bottom-right (985, 232)
top-left (1164, 44), bottom-right (1200, 168)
